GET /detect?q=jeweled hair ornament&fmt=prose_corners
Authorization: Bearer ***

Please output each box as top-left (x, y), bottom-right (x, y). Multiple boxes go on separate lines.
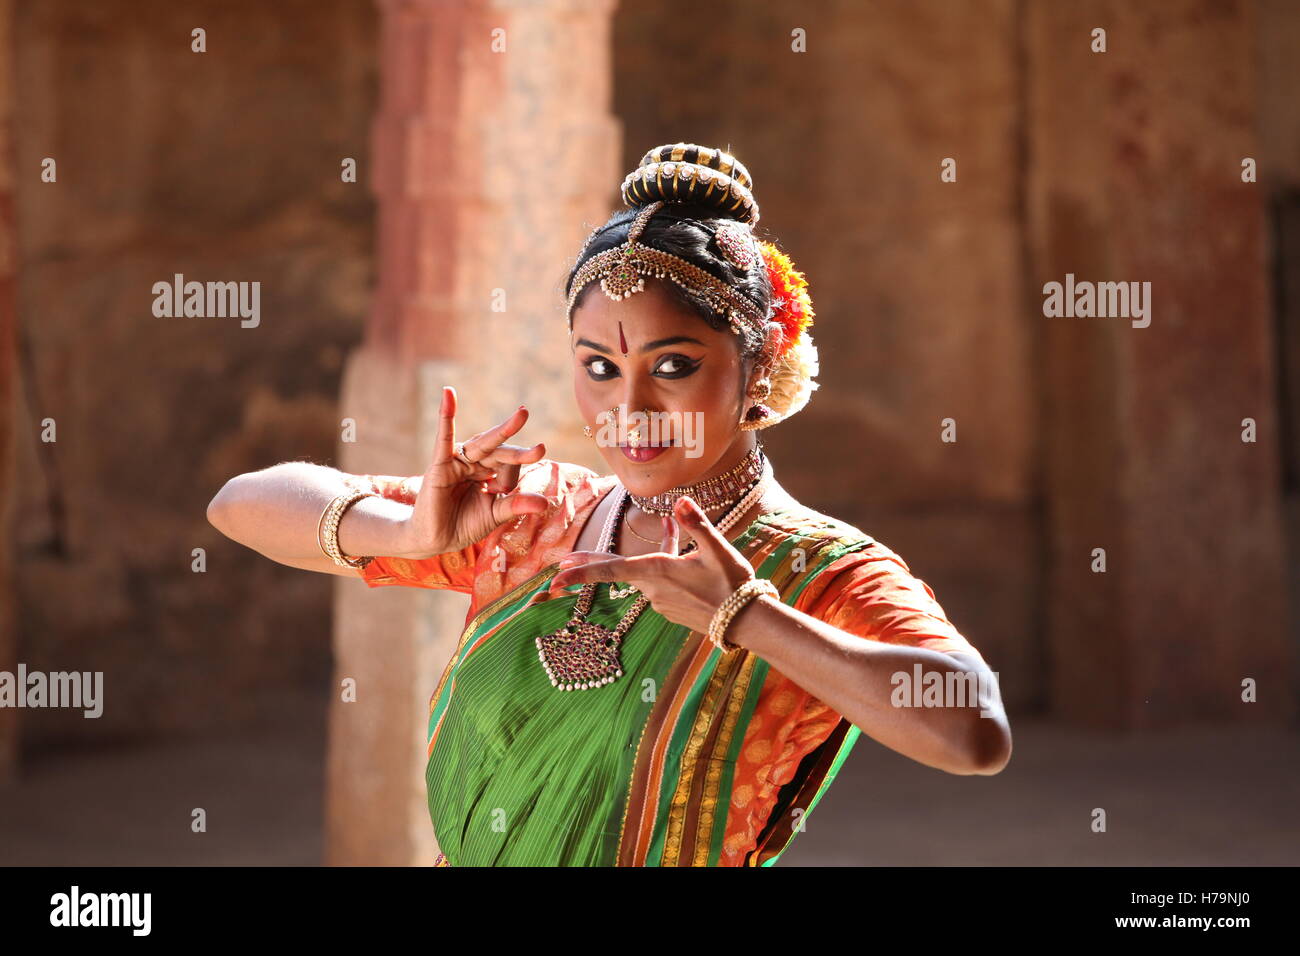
top-left (566, 199), bottom-right (767, 341)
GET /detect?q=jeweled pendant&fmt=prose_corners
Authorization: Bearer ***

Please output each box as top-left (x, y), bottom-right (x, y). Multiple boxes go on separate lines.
top-left (536, 620), bottom-right (625, 691)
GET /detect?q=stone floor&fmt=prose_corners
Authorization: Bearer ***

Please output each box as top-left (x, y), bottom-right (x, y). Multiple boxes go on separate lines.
top-left (0, 716), bottom-right (1296, 866)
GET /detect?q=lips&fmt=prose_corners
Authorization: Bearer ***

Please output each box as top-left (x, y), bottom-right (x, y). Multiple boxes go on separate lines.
top-left (619, 441), bottom-right (674, 463)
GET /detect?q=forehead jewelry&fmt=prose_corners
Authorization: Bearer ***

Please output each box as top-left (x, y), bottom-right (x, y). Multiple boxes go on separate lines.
top-left (713, 220), bottom-right (758, 270)
top-left (566, 200), bottom-right (766, 342)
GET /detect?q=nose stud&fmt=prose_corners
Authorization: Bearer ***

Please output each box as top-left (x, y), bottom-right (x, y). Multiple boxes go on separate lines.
top-left (584, 406), bottom-right (657, 444)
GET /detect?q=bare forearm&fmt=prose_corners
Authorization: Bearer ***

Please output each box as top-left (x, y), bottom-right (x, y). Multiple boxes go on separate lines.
top-left (727, 597), bottom-right (1012, 775)
top-left (206, 461), bottom-right (413, 564)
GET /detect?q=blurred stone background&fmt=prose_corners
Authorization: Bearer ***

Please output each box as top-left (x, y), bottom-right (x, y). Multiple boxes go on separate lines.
top-left (0, 0), bottom-right (1296, 865)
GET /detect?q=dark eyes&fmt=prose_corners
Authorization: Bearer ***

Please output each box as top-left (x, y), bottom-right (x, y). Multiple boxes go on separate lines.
top-left (583, 354), bottom-right (700, 381)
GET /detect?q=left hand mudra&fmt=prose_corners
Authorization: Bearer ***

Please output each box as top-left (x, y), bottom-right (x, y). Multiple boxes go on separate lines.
top-left (546, 495), bottom-right (757, 634)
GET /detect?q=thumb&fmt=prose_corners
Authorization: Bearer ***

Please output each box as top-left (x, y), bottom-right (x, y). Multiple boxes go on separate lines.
top-left (490, 490), bottom-right (552, 526)
top-left (674, 495), bottom-right (729, 552)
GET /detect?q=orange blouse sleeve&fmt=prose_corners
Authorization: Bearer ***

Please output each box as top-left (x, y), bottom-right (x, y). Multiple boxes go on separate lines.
top-left (340, 472), bottom-right (481, 593)
top-left (340, 461), bottom-right (614, 609)
top-left (795, 540), bottom-right (985, 663)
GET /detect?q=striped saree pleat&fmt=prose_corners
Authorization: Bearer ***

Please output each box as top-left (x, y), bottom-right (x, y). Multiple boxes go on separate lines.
top-left (425, 566), bottom-right (696, 866)
top-left (634, 524), bottom-right (874, 867)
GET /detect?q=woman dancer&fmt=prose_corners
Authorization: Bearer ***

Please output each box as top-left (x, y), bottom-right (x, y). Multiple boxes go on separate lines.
top-left (208, 143), bottom-right (1011, 866)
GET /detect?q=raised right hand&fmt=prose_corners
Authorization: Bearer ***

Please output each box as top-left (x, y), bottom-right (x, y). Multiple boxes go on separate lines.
top-left (398, 386), bottom-right (552, 558)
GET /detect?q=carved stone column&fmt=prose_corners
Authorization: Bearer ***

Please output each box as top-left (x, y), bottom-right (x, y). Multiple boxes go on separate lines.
top-left (325, 0), bottom-right (619, 865)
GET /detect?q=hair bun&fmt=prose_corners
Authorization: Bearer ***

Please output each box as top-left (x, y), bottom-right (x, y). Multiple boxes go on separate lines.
top-left (621, 143), bottom-right (760, 225)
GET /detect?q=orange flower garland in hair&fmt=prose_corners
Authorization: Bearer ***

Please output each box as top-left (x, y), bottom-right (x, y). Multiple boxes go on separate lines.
top-left (757, 240), bottom-right (814, 360)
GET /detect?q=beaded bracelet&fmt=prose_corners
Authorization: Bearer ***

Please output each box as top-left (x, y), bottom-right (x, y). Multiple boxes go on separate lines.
top-left (707, 578), bottom-right (779, 653)
top-left (319, 491), bottom-right (376, 570)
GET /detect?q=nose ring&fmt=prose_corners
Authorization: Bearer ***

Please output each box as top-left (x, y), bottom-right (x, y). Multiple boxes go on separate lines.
top-left (627, 406), bottom-right (654, 445)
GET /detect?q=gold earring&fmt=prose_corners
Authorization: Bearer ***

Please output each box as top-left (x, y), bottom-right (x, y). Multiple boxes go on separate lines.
top-left (738, 403), bottom-right (774, 429)
top-left (738, 378), bottom-right (774, 430)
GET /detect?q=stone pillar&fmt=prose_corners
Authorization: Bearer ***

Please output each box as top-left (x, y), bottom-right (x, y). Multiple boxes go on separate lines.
top-left (325, 0), bottom-right (619, 865)
top-left (0, 0), bottom-right (16, 784)
top-left (1026, 1), bottom-right (1291, 727)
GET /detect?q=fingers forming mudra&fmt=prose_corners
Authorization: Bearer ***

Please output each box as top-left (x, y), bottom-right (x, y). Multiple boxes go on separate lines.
top-left (404, 386), bottom-right (552, 557)
top-left (546, 496), bottom-right (756, 633)
top-left (441, 392), bottom-right (546, 489)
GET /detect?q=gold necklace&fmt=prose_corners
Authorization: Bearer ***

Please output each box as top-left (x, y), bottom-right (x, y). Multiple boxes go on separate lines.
top-left (622, 511), bottom-right (668, 545)
top-left (537, 461), bottom-right (771, 691)
top-left (628, 442), bottom-right (766, 516)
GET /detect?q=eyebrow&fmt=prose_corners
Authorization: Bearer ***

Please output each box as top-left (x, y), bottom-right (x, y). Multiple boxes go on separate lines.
top-left (574, 335), bottom-right (706, 355)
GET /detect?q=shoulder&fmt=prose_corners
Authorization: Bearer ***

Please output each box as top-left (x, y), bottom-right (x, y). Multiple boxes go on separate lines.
top-left (754, 500), bottom-right (952, 583)
top-left (759, 504), bottom-right (982, 660)
top-left (751, 500), bottom-right (881, 564)
top-left (751, 501), bottom-right (945, 620)
top-left (505, 458), bottom-right (618, 547)
top-left (490, 458), bottom-right (616, 549)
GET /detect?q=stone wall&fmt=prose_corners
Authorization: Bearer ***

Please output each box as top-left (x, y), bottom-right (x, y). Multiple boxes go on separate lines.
top-left (0, 0), bottom-right (16, 781)
top-left (613, 0), bottom-right (1296, 723)
top-left (9, 0), bottom-right (378, 746)
top-left (1025, 0), bottom-right (1289, 726)
top-left (615, 0), bottom-right (1039, 709)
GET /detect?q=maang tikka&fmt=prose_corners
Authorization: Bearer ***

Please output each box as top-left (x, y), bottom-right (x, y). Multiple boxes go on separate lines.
top-left (567, 200), bottom-right (767, 343)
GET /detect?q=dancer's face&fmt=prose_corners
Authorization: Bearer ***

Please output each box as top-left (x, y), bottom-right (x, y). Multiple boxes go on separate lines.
top-left (570, 279), bottom-right (753, 498)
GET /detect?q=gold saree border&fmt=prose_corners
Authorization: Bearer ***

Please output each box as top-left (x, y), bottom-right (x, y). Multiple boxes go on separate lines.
top-left (615, 631), bottom-right (707, 866)
top-left (619, 521), bottom-right (873, 867)
top-left (615, 519), bottom-right (790, 866)
top-left (617, 526), bottom-right (799, 867)
top-left (668, 535), bottom-right (807, 866)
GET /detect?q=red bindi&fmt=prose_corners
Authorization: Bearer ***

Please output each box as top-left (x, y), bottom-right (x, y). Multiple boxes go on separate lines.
top-left (618, 321), bottom-right (628, 356)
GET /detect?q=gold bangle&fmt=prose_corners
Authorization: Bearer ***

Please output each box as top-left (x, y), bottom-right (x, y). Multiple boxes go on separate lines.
top-left (320, 491), bottom-right (376, 569)
top-left (707, 578), bottom-right (778, 653)
top-left (316, 497), bottom-right (335, 561)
